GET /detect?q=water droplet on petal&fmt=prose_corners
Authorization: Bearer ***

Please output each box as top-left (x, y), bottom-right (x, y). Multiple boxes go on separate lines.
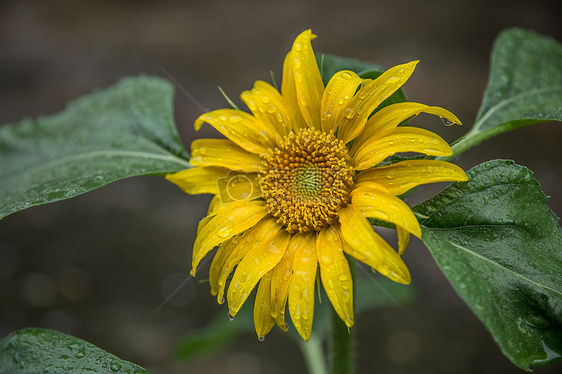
top-left (294, 42), bottom-right (302, 52)
top-left (229, 116), bottom-right (243, 124)
top-left (426, 165), bottom-right (434, 174)
top-left (341, 72), bottom-right (352, 79)
top-left (386, 172), bottom-right (396, 180)
top-left (441, 117), bottom-right (454, 126)
top-left (227, 312), bottom-right (235, 321)
top-left (218, 226), bottom-right (232, 238)
top-left (258, 336), bottom-right (266, 342)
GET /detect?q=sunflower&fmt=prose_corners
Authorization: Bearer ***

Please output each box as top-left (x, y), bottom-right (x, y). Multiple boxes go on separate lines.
top-left (167, 30), bottom-right (468, 341)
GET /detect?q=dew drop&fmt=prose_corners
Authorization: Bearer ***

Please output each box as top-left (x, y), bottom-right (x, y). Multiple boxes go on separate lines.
top-left (294, 42), bottom-right (302, 52)
top-left (441, 117), bottom-right (454, 126)
top-left (258, 336), bottom-right (266, 342)
top-left (266, 105), bottom-right (276, 114)
top-left (359, 92), bottom-right (366, 99)
top-left (229, 116), bottom-right (243, 124)
top-left (386, 172), bottom-right (396, 180)
top-left (227, 312), bottom-right (235, 321)
top-left (426, 165), bottom-right (434, 174)
top-left (110, 363), bottom-right (121, 372)
top-left (218, 226), bottom-right (232, 238)
top-left (341, 72), bottom-right (352, 79)
top-left (261, 96), bottom-right (271, 104)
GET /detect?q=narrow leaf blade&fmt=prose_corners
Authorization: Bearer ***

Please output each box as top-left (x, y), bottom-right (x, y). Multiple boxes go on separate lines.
top-left (414, 160), bottom-right (562, 370)
top-left (0, 328), bottom-right (150, 374)
top-left (0, 76), bottom-right (190, 219)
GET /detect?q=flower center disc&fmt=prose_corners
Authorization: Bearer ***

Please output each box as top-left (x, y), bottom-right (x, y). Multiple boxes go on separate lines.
top-left (260, 128), bottom-right (354, 233)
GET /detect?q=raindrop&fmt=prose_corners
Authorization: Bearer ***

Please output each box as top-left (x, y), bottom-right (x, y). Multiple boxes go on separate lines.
top-left (294, 42), bottom-right (302, 52)
top-left (217, 226), bottom-right (232, 238)
top-left (266, 106), bottom-right (276, 114)
top-left (261, 96), bottom-right (271, 104)
top-left (258, 336), bottom-right (266, 342)
top-left (341, 72), bottom-right (352, 79)
top-left (426, 165), bottom-right (434, 174)
top-left (386, 172), bottom-right (396, 180)
top-left (441, 117), bottom-right (454, 126)
top-left (229, 116), bottom-right (243, 124)
top-left (110, 363), bottom-right (121, 372)
top-left (227, 312), bottom-right (235, 321)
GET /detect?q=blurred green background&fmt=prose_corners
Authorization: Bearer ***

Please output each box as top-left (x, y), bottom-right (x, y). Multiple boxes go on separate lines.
top-left (1, 0), bottom-right (562, 373)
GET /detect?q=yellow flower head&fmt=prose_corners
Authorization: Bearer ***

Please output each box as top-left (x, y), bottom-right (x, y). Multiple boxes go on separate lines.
top-left (167, 30), bottom-right (468, 341)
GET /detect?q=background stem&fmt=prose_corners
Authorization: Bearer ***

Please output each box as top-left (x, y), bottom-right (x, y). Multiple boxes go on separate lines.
top-left (329, 259), bottom-right (355, 374)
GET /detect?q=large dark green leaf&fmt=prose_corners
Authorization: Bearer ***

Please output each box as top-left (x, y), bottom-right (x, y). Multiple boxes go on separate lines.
top-left (414, 160), bottom-right (562, 370)
top-left (450, 29), bottom-right (562, 158)
top-left (0, 328), bottom-right (150, 373)
top-left (0, 76), bottom-right (190, 220)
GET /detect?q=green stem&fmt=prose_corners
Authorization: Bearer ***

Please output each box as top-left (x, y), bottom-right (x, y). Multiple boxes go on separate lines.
top-left (298, 334), bottom-right (329, 374)
top-left (330, 260), bottom-right (355, 374)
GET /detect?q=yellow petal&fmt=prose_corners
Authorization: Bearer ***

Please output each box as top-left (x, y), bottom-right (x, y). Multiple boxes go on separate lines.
top-left (270, 233), bottom-right (305, 330)
top-left (317, 226), bottom-right (354, 327)
top-left (209, 235), bottom-right (243, 299)
top-left (227, 221), bottom-right (290, 317)
top-left (288, 232), bottom-right (317, 341)
top-left (320, 70), bottom-right (363, 134)
top-left (282, 50), bottom-right (307, 131)
top-left (194, 109), bottom-right (281, 154)
top-left (190, 138), bottom-right (264, 171)
top-left (241, 81), bottom-right (292, 136)
top-left (353, 127), bottom-right (453, 170)
top-left (337, 61), bottom-right (418, 144)
top-left (338, 205), bottom-right (411, 284)
top-left (350, 182), bottom-right (421, 238)
top-left (356, 160), bottom-right (469, 196)
top-left (290, 30), bottom-right (324, 130)
top-left (351, 102), bottom-right (462, 155)
top-left (191, 199), bottom-right (267, 276)
top-left (254, 271), bottom-right (276, 339)
top-left (397, 226), bottom-right (411, 256)
top-left (166, 166), bottom-right (227, 195)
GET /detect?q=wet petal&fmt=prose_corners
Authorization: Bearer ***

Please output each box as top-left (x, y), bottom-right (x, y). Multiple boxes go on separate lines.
top-left (166, 166), bottom-right (228, 195)
top-left (227, 221), bottom-right (290, 317)
top-left (241, 80), bottom-right (292, 136)
top-left (317, 226), bottom-right (354, 327)
top-left (320, 70), bottom-right (363, 134)
top-left (353, 127), bottom-right (453, 170)
top-left (351, 102), bottom-right (462, 155)
top-left (337, 61), bottom-right (418, 144)
top-left (191, 200), bottom-right (267, 276)
top-left (270, 233), bottom-right (303, 330)
top-left (288, 232), bottom-right (317, 341)
top-left (356, 160), bottom-right (468, 195)
top-left (195, 109), bottom-right (282, 154)
top-left (209, 235), bottom-right (244, 299)
top-left (397, 226), bottom-right (410, 256)
top-left (338, 205), bottom-right (411, 284)
top-left (190, 139), bottom-right (264, 171)
top-left (254, 271), bottom-right (276, 339)
top-left (282, 50), bottom-right (307, 131)
top-left (290, 30), bottom-right (324, 130)
top-left (350, 182), bottom-right (421, 238)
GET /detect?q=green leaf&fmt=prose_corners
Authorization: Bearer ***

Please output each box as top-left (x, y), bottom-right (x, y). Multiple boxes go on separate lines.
top-left (0, 76), bottom-right (190, 220)
top-left (449, 29), bottom-right (562, 158)
top-left (0, 328), bottom-right (150, 373)
top-left (315, 53), bottom-right (406, 109)
top-left (414, 160), bottom-right (562, 370)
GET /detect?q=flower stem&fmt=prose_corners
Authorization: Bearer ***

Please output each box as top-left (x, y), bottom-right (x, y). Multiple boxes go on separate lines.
top-left (330, 259), bottom-right (355, 374)
top-left (298, 334), bottom-right (329, 374)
